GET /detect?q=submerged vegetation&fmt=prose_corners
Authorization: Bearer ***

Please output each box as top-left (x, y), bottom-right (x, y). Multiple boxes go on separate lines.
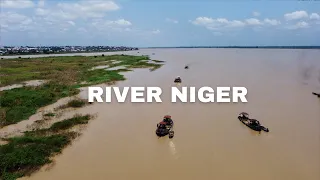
top-left (0, 114), bottom-right (93, 180)
top-left (0, 54), bottom-right (164, 126)
top-left (54, 99), bottom-right (88, 110)
top-left (152, 60), bottom-right (165, 63)
top-left (66, 99), bottom-right (87, 108)
top-left (43, 112), bottom-right (55, 117)
top-left (48, 114), bottom-right (91, 132)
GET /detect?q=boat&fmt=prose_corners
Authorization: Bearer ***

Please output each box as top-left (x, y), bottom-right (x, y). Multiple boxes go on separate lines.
top-left (312, 92), bottom-right (320, 97)
top-left (156, 121), bottom-right (174, 138)
top-left (238, 112), bottom-right (269, 132)
top-left (174, 76), bottom-right (181, 83)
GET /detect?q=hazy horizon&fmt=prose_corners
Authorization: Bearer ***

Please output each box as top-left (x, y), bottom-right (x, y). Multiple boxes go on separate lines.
top-left (2, 45), bottom-right (320, 48)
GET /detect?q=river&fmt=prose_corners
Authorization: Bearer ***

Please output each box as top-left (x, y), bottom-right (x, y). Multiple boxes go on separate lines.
top-left (19, 48), bottom-right (320, 180)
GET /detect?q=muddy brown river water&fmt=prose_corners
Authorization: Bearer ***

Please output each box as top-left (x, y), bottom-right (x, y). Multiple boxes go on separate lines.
top-left (17, 48), bottom-right (320, 180)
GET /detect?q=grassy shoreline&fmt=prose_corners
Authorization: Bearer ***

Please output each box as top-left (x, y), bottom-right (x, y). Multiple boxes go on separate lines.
top-left (0, 54), bottom-right (164, 180)
top-left (0, 114), bottom-right (94, 180)
top-left (0, 54), bottom-right (164, 126)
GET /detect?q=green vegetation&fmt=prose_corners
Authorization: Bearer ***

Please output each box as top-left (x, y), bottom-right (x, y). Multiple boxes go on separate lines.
top-left (0, 54), bottom-right (163, 179)
top-left (152, 60), bottom-right (165, 63)
top-left (55, 99), bottom-right (88, 110)
top-left (48, 114), bottom-right (91, 132)
top-left (0, 114), bottom-right (93, 180)
top-left (0, 55), bottom-right (164, 86)
top-left (25, 114), bottom-right (93, 136)
top-left (0, 83), bottom-right (79, 127)
top-left (43, 113), bottom-right (55, 117)
top-left (0, 55), bottom-right (164, 126)
top-left (66, 99), bottom-right (86, 108)
top-left (81, 69), bottom-right (126, 86)
top-left (0, 135), bottom-right (70, 180)
top-left (108, 55), bottom-right (162, 72)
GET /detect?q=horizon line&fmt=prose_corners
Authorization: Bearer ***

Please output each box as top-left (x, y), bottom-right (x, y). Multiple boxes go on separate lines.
top-left (142, 46), bottom-right (320, 49)
top-left (2, 45), bottom-right (320, 47)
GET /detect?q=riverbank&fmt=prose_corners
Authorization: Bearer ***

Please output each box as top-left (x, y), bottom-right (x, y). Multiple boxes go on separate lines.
top-left (0, 114), bottom-right (94, 180)
top-left (0, 54), bottom-right (164, 180)
top-left (0, 50), bottom-right (145, 59)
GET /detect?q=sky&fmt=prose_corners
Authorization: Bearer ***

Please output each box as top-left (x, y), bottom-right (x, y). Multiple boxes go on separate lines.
top-left (0, 0), bottom-right (320, 47)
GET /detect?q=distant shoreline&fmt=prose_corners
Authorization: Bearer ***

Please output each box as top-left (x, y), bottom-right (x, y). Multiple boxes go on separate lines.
top-left (145, 46), bottom-right (320, 49)
top-left (0, 50), bottom-right (138, 57)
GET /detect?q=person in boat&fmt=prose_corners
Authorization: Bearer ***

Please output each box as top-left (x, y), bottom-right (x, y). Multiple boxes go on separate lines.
top-left (249, 119), bottom-right (260, 126)
top-left (239, 112), bottom-right (249, 119)
top-left (163, 115), bottom-right (173, 126)
top-left (158, 121), bottom-right (167, 129)
top-left (174, 76), bottom-right (181, 82)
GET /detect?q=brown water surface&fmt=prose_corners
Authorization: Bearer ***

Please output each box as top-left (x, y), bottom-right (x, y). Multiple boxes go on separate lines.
top-left (20, 48), bottom-right (320, 180)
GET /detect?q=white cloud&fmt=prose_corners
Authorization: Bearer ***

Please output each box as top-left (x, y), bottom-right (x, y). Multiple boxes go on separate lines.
top-left (67, 21), bottom-right (75, 26)
top-left (284, 11), bottom-right (308, 21)
top-left (0, 0), bottom-right (135, 35)
top-left (0, 12), bottom-right (31, 25)
top-left (0, 12), bottom-right (36, 32)
top-left (42, 10), bottom-right (78, 21)
top-left (295, 21), bottom-right (309, 28)
top-left (228, 20), bottom-right (246, 27)
top-left (35, 8), bottom-right (50, 16)
top-left (97, 19), bottom-right (132, 27)
top-left (152, 29), bottom-right (160, 34)
top-left (191, 17), bottom-right (214, 25)
top-left (77, 27), bottom-right (87, 33)
top-left (21, 18), bottom-right (32, 25)
top-left (253, 12), bottom-right (260, 17)
top-left (191, 17), bottom-right (246, 30)
top-left (91, 18), bottom-right (132, 32)
top-left (166, 18), bottom-right (178, 24)
top-left (264, 18), bottom-right (281, 26)
top-left (1, 0), bottom-right (34, 8)
top-left (288, 21), bottom-right (309, 29)
top-left (1, 24), bottom-right (9, 28)
top-left (57, 1), bottom-right (119, 15)
top-left (191, 16), bottom-right (289, 32)
top-left (38, 0), bottom-right (45, 7)
top-left (34, 1), bottom-right (120, 21)
top-left (213, 32), bottom-right (222, 36)
top-left (59, 27), bottom-right (69, 33)
top-left (310, 13), bottom-right (320, 20)
top-left (216, 18), bottom-right (229, 24)
top-left (111, 19), bottom-right (132, 26)
top-left (245, 18), bottom-right (263, 25)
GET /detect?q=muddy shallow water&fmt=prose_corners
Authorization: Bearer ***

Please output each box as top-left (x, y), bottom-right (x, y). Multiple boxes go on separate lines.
top-left (20, 48), bottom-right (320, 180)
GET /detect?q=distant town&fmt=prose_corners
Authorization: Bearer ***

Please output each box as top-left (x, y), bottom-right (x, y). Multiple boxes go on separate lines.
top-left (0, 46), bottom-right (139, 56)
top-left (1, 45), bottom-right (319, 56)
